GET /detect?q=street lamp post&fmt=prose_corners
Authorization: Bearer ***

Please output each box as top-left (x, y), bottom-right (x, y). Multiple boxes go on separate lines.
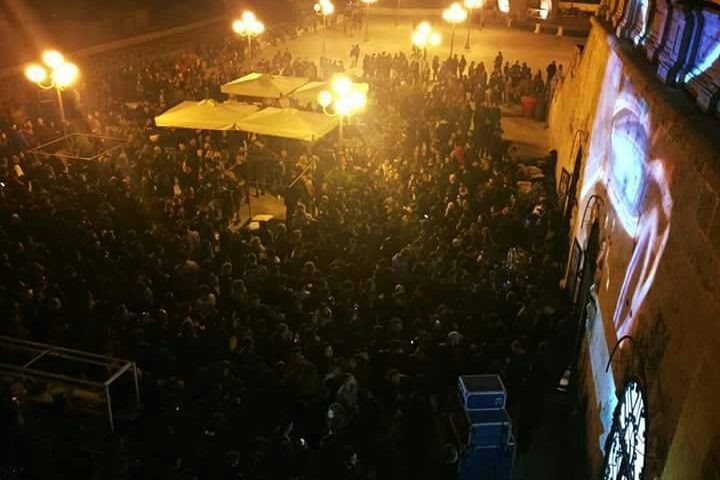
top-left (314, 0), bottom-right (335, 59)
top-left (318, 75), bottom-right (367, 144)
top-left (361, 0), bottom-right (378, 43)
top-left (25, 50), bottom-right (79, 132)
top-left (463, 0), bottom-right (483, 49)
top-left (412, 22), bottom-right (442, 61)
top-left (442, 3), bottom-right (468, 58)
top-left (233, 11), bottom-right (265, 62)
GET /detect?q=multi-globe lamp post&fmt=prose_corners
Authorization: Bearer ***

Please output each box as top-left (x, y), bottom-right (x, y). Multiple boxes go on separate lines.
top-left (313, 0), bottom-right (335, 57)
top-left (411, 22), bottom-right (442, 61)
top-left (361, 0), bottom-right (378, 43)
top-left (232, 11), bottom-right (265, 61)
top-left (442, 3), bottom-right (468, 58)
top-left (317, 75), bottom-right (367, 144)
top-left (463, 0), bottom-right (483, 49)
top-left (25, 50), bottom-right (79, 131)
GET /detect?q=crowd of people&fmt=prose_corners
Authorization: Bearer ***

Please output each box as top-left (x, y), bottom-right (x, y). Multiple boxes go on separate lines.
top-left (0, 18), bottom-right (573, 480)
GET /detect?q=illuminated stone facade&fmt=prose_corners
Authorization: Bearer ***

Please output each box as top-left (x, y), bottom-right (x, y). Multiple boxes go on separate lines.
top-left (547, 3), bottom-right (720, 478)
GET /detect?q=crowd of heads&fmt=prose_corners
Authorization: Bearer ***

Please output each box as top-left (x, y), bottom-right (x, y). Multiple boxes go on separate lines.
top-left (0, 22), bottom-right (574, 480)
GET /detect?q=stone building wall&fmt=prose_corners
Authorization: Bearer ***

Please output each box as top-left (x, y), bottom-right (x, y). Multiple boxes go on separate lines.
top-left (548, 15), bottom-right (720, 480)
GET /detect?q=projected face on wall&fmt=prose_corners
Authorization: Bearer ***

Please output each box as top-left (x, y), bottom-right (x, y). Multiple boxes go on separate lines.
top-left (581, 63), bottom-right (673, 340)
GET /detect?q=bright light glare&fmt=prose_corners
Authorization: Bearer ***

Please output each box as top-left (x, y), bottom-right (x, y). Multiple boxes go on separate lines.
top-left (335, 97), bottom-right (353, 116)
top-left (318, 90), bottom-right (333, 108)
top-left (314, 0), bottom-right (335, 15)
top-left (51, 62), bottom-right (79, 88)
top-left (349, 90), bottom-right (367, 109)
top-left (232, 20), bottom-right (246, 34)
top-left (234, 14), bottom-right (264, 36)
top-left (413, 22), bottom-right (440, 48)
top-left (443, 3), bottom-right (468, 23)
top-left (25, 64), bottom-right (47, 83)
top-left (464, 0), bottom-right (483, 8)
top-left (331, 76), bottom-right (352, 96)
top-left (498, 0), bottom-right (510, 13)
top-left (42, 50), bottom-right (64, 68)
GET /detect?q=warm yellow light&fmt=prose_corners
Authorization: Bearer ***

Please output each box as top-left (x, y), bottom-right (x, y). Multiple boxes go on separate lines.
top-left (315, 0), bottom-right (334, 15)
top-left (25, 64), bottom-right (48, 83)
top-left (335, 97), bottom-right (353, 116)
top-left (349, 90), bottom-right (367, 109)
top-left (51, 62), bottom-right (79, 88)
top-left (318, 90), bottom-right (333, 108)
top-left (360, 0), bottom-right (377, 4)
top-left (233, 20), bottom-right (246, 34)
top-left (234, 15), bottom-right (264, 36)
top-left (443, 2), bottom-right (468, 23)
top-left (464, 0), bottom-right (483, 9)
top-left (413, 22), bottom-right (440, 48)
top-left (331, 76), bottom-right (352, 96)
top-left (42, 50), bottom-right (64, 69)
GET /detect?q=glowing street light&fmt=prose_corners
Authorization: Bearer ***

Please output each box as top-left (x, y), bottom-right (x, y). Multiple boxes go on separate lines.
top-left (25, 50), bottom-right (79, 130)
top-left (318, 75), bottom-right (367, 143)
top-left (412, 22), bottom-right (442, 60)
top-left (314, 0), bottom-right (335, 57)
top-left (463, 0), bottom-right (483, 49)
top-left (233, 11), bottom-right (265, 60)
top-left (442, 2), bottom-right (468, 58)
top-left (361, 0), bottom-right (378, 43)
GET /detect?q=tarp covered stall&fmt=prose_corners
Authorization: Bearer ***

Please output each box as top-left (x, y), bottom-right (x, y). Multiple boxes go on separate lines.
top-left (154, 100), bottom-right (259, 130)
top-left (221, 73), bottom-right (309, 99)
top-left (236, 107), bottom-right (338, 141)
top-left (290, 81), bottom-right (369, 107)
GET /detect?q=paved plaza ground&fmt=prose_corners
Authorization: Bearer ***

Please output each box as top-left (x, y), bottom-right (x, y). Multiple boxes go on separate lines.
top-left (273, 16), bottom-right (584, 77)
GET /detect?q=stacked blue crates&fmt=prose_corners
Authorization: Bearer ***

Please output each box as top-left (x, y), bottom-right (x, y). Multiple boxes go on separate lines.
top-left (454, 375), bottom-right (515, 480)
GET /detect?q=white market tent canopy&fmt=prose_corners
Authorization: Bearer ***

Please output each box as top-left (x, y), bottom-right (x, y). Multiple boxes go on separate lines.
top-left (237, 107), bottom-right (339, 141)
top-left (290, 81), bottom-right (370, 106)
top-left (154, 99), bottom-right (260, 130)
top-left (221, 73), bottom-right (310, 99)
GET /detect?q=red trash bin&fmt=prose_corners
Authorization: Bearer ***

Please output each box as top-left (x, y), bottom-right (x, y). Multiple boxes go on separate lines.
top-left (520, 96), bottom-right (538, 118)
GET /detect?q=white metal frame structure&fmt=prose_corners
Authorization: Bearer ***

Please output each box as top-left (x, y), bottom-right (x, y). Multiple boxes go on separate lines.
top-left (0, 336), bottom-right (141, 433)
top-left (27, 133), bottom-right (126, 162)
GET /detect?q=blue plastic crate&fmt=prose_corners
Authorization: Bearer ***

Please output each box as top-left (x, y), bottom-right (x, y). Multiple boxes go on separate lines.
top-left (458, 434), bottom-right (516, 480)
top-left (458, 374), bottom-right (507, 411)
top-left (450, 408), bottom-right (512, 448)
